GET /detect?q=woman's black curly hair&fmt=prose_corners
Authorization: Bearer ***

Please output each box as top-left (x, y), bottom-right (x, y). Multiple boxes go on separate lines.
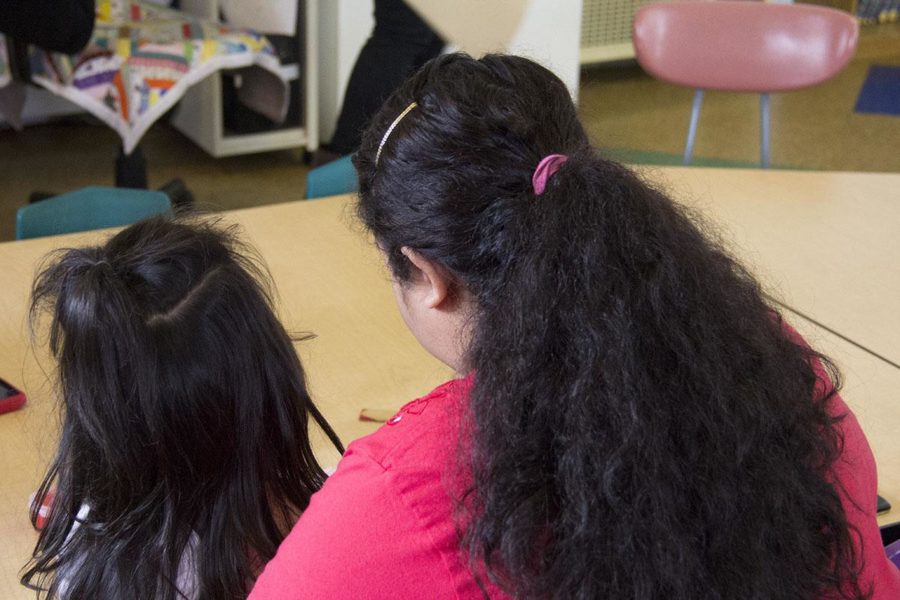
top-left (354, 53), bottom-right (865, 599)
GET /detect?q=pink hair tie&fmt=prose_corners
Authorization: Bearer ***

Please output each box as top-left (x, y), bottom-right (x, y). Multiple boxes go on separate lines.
top-left (531, 154), bottom-right (569, 195)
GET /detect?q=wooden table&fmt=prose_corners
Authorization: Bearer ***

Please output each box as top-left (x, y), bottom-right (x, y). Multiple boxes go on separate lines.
top-left (1, 167), bottom-right (898, 597)
top-left (639, 167), bottom-right (900, 368)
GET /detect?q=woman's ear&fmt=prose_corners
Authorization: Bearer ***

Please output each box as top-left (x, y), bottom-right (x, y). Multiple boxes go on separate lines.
top-left (400, 247), bottom-right (452, 309)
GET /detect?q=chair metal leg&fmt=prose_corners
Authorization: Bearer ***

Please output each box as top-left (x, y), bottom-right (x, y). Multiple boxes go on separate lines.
top-left (760, 93), bottom-right (771, 168)
top-left (115, 144), bottom-right (148, 189)
top-left (684, 89), bottom-right (704, 165)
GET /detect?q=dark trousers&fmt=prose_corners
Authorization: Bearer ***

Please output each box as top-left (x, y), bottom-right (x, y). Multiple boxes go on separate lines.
top-left (328, 0), bottom-right (444, 155)
top-left (0, 0), bottom-right (94, 55)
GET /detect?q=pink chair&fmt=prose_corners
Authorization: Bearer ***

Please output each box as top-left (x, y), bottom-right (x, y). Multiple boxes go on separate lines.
top-left (632, 1), bottom-right (859, 167)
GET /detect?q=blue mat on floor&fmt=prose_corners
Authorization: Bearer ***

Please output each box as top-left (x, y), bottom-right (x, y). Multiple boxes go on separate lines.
top-left (855, 65), bottom-right (900, 116)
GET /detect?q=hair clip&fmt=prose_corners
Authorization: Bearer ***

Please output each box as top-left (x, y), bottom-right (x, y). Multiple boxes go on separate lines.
top-left (375, 102), bottom-right (418, 166)
top-left (532, 154), bottom-right (569, 195)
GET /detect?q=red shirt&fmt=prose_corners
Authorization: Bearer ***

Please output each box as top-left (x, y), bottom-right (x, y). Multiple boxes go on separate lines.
top-left (251, 377), bottom-right (505, 599)
top-left (251, 373), bottom-right (900, 599)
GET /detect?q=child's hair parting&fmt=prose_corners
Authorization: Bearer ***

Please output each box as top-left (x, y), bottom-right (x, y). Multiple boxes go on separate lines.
top-left (354, 53), bottom-right (864, 599)
top-left (22, 216), bottom-right (343, 600)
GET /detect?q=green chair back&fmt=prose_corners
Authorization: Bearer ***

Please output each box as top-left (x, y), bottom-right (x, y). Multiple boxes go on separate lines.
top-left (16, 187), bottom-right (172, 240)
top-left (306, 155), bottom-right (358, 200)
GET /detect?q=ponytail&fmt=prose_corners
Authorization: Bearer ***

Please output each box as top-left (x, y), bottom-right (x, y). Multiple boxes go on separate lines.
top-left (38, 248), bottom-right (157, 470)
top-left (356, 53), bottom-right (863, 599)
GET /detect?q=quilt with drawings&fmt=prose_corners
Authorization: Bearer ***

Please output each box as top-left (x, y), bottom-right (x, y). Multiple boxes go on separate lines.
top-left (0, 0), bottom-right (288, 153)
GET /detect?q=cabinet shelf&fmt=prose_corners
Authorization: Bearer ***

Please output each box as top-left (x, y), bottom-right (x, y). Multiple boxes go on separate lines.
top-left (171, 0), bottom-right (318, 157)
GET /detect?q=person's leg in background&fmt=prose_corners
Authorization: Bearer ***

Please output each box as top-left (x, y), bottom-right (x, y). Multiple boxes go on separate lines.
top-left (316, 0), bottom-right (444, 163)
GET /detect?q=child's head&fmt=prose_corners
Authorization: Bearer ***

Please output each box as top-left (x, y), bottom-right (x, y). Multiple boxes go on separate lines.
top-left (23, 216), bottom-right (341, 600)
top-left (354, 54), bottom-right (861, 599)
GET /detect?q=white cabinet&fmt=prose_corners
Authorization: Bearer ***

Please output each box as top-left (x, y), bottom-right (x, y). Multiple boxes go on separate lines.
top-left (171, 0), bottom-right (318, 157)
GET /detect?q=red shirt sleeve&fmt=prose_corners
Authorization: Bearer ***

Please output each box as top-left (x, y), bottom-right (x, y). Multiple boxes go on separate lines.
top-left (249, 444), bottom-right (458, 600)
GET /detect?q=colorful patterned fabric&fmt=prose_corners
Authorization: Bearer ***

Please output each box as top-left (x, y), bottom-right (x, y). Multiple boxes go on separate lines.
top-left (1, 0), bottom-right (287, 152)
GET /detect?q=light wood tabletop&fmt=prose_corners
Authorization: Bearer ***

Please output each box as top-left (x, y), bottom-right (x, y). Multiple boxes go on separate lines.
top-left (0, 167), bottom-right (897, 597)
top-left (639, 167), bottom-right (900, 368)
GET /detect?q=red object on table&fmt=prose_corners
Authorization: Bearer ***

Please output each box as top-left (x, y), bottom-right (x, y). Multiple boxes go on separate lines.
top-left (0, 377), bottom-right (26, 415)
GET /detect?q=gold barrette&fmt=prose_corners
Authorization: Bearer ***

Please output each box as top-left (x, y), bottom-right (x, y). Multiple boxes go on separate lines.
top-left (375, 102), bottom-right (418, 165)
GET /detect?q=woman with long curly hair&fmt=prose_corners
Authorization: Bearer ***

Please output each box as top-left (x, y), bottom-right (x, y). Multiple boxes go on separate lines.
top-left (251, 54), bottom-right (900, 599)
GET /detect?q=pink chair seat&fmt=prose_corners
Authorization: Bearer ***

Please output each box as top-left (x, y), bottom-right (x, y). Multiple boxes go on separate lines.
top-left (633, 1), bottom-right (859, 93)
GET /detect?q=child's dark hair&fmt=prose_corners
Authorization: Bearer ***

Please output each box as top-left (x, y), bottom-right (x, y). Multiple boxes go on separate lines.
top-left (22, 216), bottom-right (343, 600)
top-left (354, 53), bottom-right (864, 599)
